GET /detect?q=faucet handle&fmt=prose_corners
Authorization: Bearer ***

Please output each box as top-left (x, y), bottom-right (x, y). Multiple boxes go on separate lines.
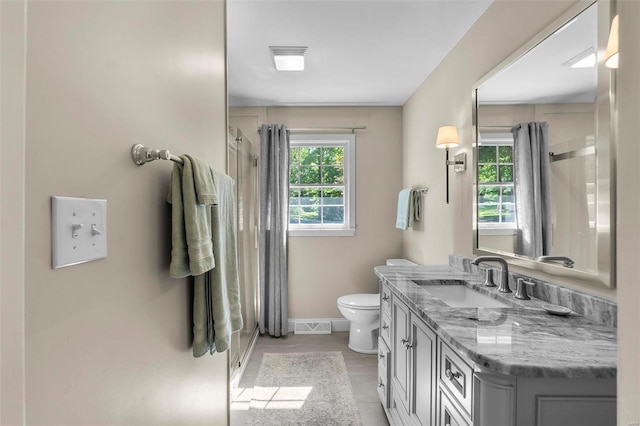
top-left (514, 278), bottom-right (534, 300)
top-left (483, 269), bottom-right (497, 288)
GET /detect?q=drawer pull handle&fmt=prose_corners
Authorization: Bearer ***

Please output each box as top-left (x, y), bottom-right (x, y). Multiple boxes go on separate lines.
top-left (379, 353), bottom-right (385, 360)
top-left (445, 369), bottom-right (461, 380)
top-left (378, 380), bottom-right (385, 388)
top-left (382, 294), bottom-right (389, 302)
top-left (382, 324), bottom-right (389, 330)
top-left (401, 338), bottom-right (413, 349)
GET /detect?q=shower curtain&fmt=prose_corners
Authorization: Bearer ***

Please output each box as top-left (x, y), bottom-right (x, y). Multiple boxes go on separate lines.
top-left (259, 124), bottom-right (289, 337)
top-left (511, 122), bottom-right (552, 258)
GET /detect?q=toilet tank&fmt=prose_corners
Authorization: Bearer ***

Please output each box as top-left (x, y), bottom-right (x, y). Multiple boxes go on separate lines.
top-left (386, 259), bottom-right (417, 266)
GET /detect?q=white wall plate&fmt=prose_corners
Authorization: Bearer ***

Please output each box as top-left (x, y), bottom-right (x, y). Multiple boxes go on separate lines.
top-left (51, 196), bottom-right (107, 269)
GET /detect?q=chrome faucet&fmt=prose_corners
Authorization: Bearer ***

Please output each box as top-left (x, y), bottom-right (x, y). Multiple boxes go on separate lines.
top-left (470, 256), bottom-right (511, 293)
top-left (537, 255), bottom-right (574, 268)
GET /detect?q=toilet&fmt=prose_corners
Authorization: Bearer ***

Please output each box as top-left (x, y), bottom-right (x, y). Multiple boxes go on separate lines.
top-left (337, 259), bottom-right (416, 354)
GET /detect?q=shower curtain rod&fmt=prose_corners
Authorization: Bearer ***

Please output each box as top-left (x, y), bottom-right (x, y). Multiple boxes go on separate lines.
top-left (131, 144), bottom-right (183, 166)
top-left (257, 126), bottom-right (367, 134)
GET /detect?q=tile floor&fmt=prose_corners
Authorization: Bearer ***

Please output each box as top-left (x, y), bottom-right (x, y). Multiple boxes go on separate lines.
top-left (230, 332), bottom-right (390, 426)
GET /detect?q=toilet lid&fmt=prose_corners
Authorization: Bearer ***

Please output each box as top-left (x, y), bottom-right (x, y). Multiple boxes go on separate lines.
top-left (337, 294), bottom-right (380, 309)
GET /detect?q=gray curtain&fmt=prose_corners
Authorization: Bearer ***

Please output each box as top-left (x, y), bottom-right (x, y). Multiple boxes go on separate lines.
top-left (259, 124), bottom-right (289, 337)
top-left (511, 122), bottom-right (552, 258)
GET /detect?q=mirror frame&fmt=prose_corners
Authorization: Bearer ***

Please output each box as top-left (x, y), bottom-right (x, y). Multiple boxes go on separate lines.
top-left (472, 0), bottom-right (616, 288)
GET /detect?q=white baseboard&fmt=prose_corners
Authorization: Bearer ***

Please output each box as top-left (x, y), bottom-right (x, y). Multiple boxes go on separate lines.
top-left (287, 318), bottom-right (350, 334)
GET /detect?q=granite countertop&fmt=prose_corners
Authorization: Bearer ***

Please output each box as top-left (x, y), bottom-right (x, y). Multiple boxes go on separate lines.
top-left (375, 265), bottom-right (617, 379)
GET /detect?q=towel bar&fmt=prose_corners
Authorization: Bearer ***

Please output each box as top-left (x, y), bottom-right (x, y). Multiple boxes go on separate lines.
top-left (131, 144), bottom-right (183, 166)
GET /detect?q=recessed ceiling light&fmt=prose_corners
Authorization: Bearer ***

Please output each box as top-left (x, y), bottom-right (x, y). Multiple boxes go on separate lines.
top-left (563, 47), bottom-right (596, 68)
top-left (269, 46), bottom-right (307, 71)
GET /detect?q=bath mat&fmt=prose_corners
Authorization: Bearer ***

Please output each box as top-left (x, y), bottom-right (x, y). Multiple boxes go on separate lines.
top-left (247, 351), bottom-right (362, 425)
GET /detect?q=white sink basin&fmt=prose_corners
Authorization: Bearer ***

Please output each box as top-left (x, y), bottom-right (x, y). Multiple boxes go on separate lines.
top-left (422, 285), bottom-right (509, 308)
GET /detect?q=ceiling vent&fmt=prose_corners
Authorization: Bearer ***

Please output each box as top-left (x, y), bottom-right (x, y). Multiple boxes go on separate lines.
top-left (269, 46), bottom-right (308, 71)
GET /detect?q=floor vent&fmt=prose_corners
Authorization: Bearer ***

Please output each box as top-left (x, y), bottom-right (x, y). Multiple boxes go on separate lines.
top-left (294, 320), bottom-right (332, 335)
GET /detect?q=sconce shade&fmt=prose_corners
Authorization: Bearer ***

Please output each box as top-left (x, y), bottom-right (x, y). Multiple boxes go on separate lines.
top-left (604, 15), bottom-right (619, 69)
top-left (436, 125), bottom-right (460, 149)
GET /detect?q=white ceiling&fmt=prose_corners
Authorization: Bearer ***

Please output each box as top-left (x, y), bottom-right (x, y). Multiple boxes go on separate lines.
top-left (227, 0), bottom-right (493, 107)
top-left (477, 3), bottom-right (597, 104)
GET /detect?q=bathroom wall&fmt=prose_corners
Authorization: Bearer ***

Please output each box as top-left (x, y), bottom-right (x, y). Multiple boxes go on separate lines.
top-left (1, 1), bottom-right (26, 424)
top-left (230, 106), bottom-right (404, 319)
top-left (617, 1), bottom-right (640, 423)
top-left (402, 0), bottom-right (616, 299)
top-left (404, 0), bottom-right (640, 422)
top-left (11, 1), bottom-right (229, 424)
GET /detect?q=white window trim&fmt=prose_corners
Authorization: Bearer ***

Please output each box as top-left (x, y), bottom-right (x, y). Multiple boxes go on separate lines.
top-left (288, 134), bottom-right (356, 237)
top-left (478, 132), bottom-right (516, 232)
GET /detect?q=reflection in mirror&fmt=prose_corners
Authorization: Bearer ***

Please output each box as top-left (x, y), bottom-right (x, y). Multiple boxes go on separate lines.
top-left (474, 1), bottom-right (614, 287)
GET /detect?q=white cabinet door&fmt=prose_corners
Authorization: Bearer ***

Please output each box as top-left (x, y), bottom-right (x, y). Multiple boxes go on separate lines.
top-left (391, 297), bottom-right (410, 413)
top-left (410, 314), bottom-right (437, 426)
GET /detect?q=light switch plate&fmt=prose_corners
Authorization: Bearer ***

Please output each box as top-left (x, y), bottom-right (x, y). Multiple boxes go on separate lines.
top-left (52, 196), bottom-right (107, 269)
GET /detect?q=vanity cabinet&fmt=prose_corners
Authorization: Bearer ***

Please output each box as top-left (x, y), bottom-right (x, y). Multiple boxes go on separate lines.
top-left (385, 286), bottom-right (437, 426)
top-left (378, 281), bottom-right (616, 426)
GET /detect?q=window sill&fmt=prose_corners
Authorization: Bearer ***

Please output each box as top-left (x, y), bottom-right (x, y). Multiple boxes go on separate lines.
top-left (288, 228), bottom-right (356, 237)
top-left (478, 227), bottom-right (516, 236)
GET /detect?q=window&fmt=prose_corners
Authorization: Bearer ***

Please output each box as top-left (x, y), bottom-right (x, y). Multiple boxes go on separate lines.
top-left (477, 133), bottom-right (516, 234)
top-left (288, 134), bottom-right (355, 236)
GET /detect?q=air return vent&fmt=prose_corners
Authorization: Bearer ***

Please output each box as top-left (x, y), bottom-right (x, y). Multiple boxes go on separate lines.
top-left (294, 320), bottom-right (332, 335)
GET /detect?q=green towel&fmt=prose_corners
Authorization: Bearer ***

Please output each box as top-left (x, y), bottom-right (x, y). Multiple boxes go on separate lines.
top-left (168, 156), bottom-right (216, 278)
top-left (185, 154), bottom-right (218, 205)
top-left (192, 168), bottom-right (243, 357)
top-left (168, 163), bottom-right (190, 278)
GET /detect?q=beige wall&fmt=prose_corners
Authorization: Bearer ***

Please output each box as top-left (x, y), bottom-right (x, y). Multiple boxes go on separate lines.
top-left (402, 0), bottom-right (616, 300)
top-left (231, 107), bottom-right (404, 318)
top-left (404, 0), bottom-right (640, 423)
top-left (6, 1), bottom-right (229, 425)
top-left (1, 1), bottom-right (27, 424)
top-left (617, 1), bottom-right (640, 423)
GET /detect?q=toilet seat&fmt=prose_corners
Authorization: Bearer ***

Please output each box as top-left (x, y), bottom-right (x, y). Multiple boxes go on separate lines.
top-left (337, 294), bottom-right (380, 310)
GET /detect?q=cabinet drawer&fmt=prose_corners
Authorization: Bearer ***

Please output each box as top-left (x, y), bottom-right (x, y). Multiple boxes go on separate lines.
top-left (380, 308), bottom-right (391, 346)
top-left (439, 340), bottom-right (473, 418)
top-left (439, 389), bottom-right (471, 426)
top-left (378, 337), bottom-right (390, 376)
top-left (390, 389), bottom-right (411, 426)
top-left (377, 369), bottom-right (390, 409)
top-left (380, 283), bottom-right (392, 315)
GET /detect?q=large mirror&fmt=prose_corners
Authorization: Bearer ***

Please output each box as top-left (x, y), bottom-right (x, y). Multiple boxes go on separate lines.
top-left (473, 0), bottom-right (616, 288)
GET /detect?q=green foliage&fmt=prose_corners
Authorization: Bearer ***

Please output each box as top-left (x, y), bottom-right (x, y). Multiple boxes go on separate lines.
top-left (300, 147), bottom-right (321, 165)
top-left (499, 165), bottom-right (513, 183)
top-left (289, 145), bottom-right (346, 225)
top-left (299, 166), bottom-right (320, 184)
top-left (478, 165), bottom-right (497, 183)
top-left (478, 146), bottom-right (496, 163)
top-left (478, 186), bottom-right (499, 203)
top-left (322, 166), bottom-right (344, 184)
top-left (502, 186), bottom-right (514, 203)
top-left (478, 205), bottom-right (499, 222)
top-left (290, 165), bottom-right (300, 184)
top-left (499, 146), bottom-right (512, 163)
top-left (322, 147), bottom-right (344, 165)
top-left (323, 187), bottom-right (344, 205)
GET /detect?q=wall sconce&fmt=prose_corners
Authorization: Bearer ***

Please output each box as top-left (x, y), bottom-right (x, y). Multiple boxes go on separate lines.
top-left (436, 125), bottom-right (466, 204)
top-left (604, 15), bottom-right (619, 69)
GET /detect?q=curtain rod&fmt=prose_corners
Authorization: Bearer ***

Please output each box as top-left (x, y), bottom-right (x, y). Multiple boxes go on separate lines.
top-left (258, 126), bottom-right (366, 134)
